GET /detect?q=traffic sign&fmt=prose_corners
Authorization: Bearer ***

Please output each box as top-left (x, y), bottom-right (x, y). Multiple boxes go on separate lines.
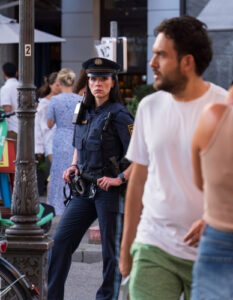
top-left (95, 37), bottom-right (128, 72)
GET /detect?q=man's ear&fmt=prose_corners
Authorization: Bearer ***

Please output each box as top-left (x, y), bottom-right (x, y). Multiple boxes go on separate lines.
top-left (180, 54), bottom-right (195, 73)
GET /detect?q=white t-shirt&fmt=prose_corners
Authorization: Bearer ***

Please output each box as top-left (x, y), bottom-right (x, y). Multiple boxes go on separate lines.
top-left (35, 97), bottom-right (56, 156)
top-left (0, 78), bottom-right (18, 133)
top-left (126, 83), bottom-right (227, 261)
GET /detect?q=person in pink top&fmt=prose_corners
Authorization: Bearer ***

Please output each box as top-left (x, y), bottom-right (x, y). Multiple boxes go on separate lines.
top-left (185, 86), bottom-right (233, 299)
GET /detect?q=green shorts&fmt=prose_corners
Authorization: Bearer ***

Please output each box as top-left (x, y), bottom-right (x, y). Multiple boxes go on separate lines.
top-left (129, 242), bottom-right (194, 300)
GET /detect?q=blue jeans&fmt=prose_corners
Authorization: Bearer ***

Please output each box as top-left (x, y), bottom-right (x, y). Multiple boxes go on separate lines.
top-left (191, 224), bottom-right (233, 300)
top-left (48, 187), bottom-right (123, 300)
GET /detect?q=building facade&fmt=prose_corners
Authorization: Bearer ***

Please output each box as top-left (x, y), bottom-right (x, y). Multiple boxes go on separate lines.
top-left (0, 0), bottom-right (232, 91)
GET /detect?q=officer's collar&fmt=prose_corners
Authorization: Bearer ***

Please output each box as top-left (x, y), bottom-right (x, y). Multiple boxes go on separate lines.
top-left (93, 100), bottom-right (111, 113)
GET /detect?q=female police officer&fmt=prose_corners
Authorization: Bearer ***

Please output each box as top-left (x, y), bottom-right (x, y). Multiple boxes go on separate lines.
top-left (48, 57), bottom-right (134, 300)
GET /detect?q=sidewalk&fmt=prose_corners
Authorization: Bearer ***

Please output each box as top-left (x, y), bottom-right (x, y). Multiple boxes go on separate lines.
top-left (47, 214), bottom-right (102, 264)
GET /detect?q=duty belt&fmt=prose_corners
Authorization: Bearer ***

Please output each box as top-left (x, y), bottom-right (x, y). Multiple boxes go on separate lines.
top-left (63, 172), bottom-right (101, 206)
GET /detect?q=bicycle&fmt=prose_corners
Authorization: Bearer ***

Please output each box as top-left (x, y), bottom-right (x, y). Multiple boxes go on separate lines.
top-left (0, 239), bottom-right (39, 299)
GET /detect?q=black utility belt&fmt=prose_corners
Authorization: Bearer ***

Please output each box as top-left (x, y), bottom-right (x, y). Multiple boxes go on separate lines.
top-left (63, 173), bottom-right (101, 205)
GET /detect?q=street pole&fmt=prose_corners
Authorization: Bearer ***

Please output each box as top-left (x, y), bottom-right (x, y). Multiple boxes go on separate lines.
top-left (110, 21), bottom-right (118, 39)
top-left (3, 0), bottom-right (53, 299)
top-left (110, 21), bottom-right (118, 61)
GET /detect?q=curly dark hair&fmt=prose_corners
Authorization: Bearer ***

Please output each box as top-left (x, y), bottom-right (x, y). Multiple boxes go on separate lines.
top-left (155, 15), bottom-right (212, 75)
top-left (83, 75), bottom-right (123, 109)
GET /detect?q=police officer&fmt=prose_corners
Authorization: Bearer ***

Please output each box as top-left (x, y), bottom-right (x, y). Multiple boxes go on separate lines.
top-left (48, 57), bottom-right (134, 300)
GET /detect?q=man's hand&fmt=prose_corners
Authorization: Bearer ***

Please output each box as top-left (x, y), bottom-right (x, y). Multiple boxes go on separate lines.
top-left (63, 165), bottom-right (79, 183)
top-left (119, 247), bottom-right (132, 278)
top-left (184, 219), bottom-right (205, 247)
top-left (97, 176), bottom-right (122, 191)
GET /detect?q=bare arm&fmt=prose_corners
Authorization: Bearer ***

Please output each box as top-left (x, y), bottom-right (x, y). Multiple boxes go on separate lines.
top-left (192, 103), bottom-right (228, 191)
top-left (192, 125), bottom-right (204, 191)
top-left (2, 105), bottom-right (12, 112)
top-left (119, 162), bottom-right (148, 277)
top-left (47, 119), bottom-right (55, 129)
top-left (63, 148), bottom-right (79, 182)
top-left (185, 103), bottom-right (228, 246)
top-left (97, 163), bottom-right (133, 191)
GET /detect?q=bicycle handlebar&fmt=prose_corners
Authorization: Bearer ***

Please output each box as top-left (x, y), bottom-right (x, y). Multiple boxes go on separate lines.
top-left (0, 111), bottom-right (16, 122)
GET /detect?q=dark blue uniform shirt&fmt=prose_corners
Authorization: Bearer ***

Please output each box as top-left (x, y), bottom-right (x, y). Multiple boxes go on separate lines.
top-left (73, 100), bottom-right (133, 176)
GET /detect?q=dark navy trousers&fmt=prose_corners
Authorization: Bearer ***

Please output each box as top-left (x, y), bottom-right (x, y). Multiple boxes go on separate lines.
top-left (48, 187), bottom-right (123, 300)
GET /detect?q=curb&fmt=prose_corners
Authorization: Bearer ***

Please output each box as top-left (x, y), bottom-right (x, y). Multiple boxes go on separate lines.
top-left (72, 244), bottom-right (102, 264)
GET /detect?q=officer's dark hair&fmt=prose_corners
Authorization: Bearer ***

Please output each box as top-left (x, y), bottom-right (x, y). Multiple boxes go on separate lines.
top-left (84, 75), bottom-right (123, 109)
top-left (155, 15), bottom-right (212, 75)
top-left (37, 72), bottom-right (58, 98)
top-left (2, 62), bottom-right (17, 78)
top-left (73, 68), bottom-right (88, 94)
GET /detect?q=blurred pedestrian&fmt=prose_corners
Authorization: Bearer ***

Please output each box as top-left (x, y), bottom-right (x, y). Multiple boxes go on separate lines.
top-left (188, 87), bottom-right (233, 300)
top-left (0, 62), bottom-right (18, 148)
top-left (47, 68), bottom-right (82, 215)
top-left (119, 16), bottom-right (227, 300)
top-left (73, 67), bottom-right (87, 97)
top-left (48, 57), bottom-right (134, 300)
top-left (35, 72), bottom-right (61, 162)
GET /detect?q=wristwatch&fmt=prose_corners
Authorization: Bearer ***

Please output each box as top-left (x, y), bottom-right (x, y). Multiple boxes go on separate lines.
top-left (118, 172), bottom-right (126, 183)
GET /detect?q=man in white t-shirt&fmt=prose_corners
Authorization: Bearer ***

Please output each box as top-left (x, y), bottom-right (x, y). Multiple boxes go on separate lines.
top-left (0, 62), bottom-right (19, 144)
top-left (119, 16), bottom-right (227, 300)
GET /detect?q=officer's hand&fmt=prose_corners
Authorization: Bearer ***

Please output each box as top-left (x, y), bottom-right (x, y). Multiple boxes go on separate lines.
top-left (63, 166), bottom-right (79, 183)
top-left (97, 176), bottom-right (122, 191)
top-left (119, 248), bottom-right (132, 278)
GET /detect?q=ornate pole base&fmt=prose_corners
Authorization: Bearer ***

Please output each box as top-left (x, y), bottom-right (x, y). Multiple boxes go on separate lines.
top-left (3, 236), bottom-right (53, 300)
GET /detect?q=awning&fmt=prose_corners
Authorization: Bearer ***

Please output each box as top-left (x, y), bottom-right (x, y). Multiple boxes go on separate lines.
top-left (198, 0), bottom-right (233, 31)
top-left (0, 14), bottom-right (65, 44)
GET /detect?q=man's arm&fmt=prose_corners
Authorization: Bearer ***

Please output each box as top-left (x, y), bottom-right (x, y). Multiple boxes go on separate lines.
top-left (119, 162), bottom-right (148, 277)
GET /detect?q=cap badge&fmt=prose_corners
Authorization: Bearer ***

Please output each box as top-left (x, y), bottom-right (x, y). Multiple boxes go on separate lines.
top-left (94, 58), bottom-right (103, 65)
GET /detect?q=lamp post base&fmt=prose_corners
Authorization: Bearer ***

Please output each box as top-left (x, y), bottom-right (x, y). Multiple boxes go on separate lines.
top-left (3, 236), bottom-right (53, 300)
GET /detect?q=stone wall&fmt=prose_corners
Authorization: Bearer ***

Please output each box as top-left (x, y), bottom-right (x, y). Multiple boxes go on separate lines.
top-left (187, 0), bottom-right (233, 89)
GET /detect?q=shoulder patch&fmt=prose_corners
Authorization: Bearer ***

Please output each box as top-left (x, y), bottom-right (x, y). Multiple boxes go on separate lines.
top-left (128, 124), bottom-right (134, 136)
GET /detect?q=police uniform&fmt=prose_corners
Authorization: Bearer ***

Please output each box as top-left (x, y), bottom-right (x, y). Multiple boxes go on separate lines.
top-left (48, 58), bottom-right (134, 300)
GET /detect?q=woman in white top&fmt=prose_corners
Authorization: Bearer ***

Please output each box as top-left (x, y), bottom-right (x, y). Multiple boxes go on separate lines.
top-left (35, 72), bottom-right (61, 162)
